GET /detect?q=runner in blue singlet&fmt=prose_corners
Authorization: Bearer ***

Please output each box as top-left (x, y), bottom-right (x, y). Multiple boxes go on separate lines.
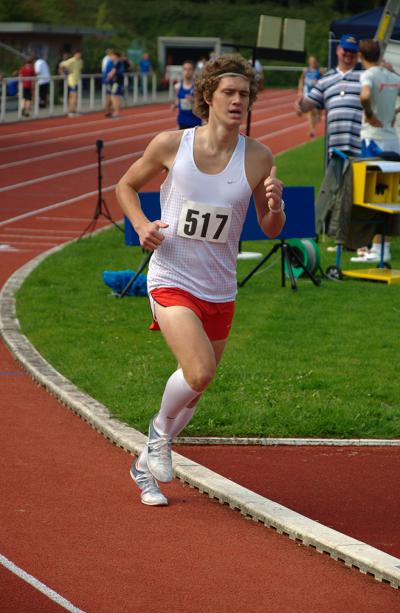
top-left (173, 60), bottom-right (202, 130)
top-left (298, 56), bottom-right (323, 138)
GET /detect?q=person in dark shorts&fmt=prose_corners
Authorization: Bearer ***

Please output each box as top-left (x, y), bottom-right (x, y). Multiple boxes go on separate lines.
top-left (19, 57), bottom-right (36, 117)
top-left (107, 50), bottom-right (125, 118)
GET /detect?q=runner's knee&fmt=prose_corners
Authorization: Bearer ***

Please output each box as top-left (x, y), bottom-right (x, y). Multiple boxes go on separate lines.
top-left (183, 363), bottom-right (216, 392)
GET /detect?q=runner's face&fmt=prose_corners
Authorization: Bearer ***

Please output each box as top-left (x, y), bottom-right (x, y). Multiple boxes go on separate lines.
top-left (182, 63), bottom-right (194, 79)
top-left (209, 76), bottom-right (250, 124)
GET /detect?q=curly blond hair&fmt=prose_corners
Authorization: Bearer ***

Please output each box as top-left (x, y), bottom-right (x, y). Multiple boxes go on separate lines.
top-left (193, 54), bottom-right (259, 120)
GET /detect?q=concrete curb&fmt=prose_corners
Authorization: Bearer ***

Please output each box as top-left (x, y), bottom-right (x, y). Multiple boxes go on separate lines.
top-left (175, 436), bottom-right (400, 446)
top-left (1, 240), bottom-right (399, 590)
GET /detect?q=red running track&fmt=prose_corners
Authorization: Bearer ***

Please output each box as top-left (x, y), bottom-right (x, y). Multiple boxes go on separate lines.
top-left (179, 445), bottom-right (400, 558)
top-left (1, 93), bottom-right (399, 611)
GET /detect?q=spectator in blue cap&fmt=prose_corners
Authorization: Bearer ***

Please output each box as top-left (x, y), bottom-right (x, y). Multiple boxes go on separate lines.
top-left (295, 34), bottom-right (363, 245)
top-left (339, 34), bottom-right (359, 54)
top-left (295, 34), bottom-right (362, 157)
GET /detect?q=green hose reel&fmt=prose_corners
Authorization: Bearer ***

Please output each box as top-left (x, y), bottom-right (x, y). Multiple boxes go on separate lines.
top-left (284, 239), bottom-right (321, 279)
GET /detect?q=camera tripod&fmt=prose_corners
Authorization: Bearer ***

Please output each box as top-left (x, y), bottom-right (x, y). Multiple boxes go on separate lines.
top-left (238, 239), bottom-right (321, 291)
top-left (79, 140), bottom-right (123, 239)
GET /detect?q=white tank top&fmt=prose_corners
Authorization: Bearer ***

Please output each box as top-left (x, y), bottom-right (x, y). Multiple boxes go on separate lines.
top-left (147, 127), bottom-right (252, 302)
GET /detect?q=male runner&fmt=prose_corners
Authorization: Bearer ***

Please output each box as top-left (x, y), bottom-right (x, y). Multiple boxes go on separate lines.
top-left (116, 54), bottom-right (285, 506)
top-left (173, 60), bottom-right (202, 129)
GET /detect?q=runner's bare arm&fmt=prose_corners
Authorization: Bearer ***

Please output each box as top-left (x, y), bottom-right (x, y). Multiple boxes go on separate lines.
top-left (247, 142), bottom-right (285, 239)
top-left (297, 68), bottom-right (306, 93)
top-left (116, 131), bottom-right (181, 250)
top-left (294, 94), bottom-right (316, 115)
top-left (360, 85), bottom-right (383, 128)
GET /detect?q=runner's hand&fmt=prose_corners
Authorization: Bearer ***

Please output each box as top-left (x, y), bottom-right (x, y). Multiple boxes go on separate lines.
top-left (139, 220), bottom-right (169, 251)
top-left (294, 95), bottom-right (304, 116)
top-left (264, 166), bottom-right (283, 211)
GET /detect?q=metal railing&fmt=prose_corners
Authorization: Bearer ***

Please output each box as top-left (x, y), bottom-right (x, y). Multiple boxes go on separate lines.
top-left (0, 65), bottom-right (322, 123)
top-left (0, 72), bottom-right (165, 122)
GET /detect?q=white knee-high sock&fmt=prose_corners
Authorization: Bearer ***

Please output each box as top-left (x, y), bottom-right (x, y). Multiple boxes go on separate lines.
top-left (136, 403), bottom-right (198, 472)
top-left (136, 370), bottom-right (198, 472)
top-left (154, 368), bottom-right (199, 435)
top-left (170, 405), bottom-right (197, 438)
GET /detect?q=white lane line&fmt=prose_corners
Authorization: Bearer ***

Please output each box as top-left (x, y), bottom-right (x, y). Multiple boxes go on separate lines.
top-left (0, 109), bottom-right (302, 193)
top-left (0, 119), bottom-right (304, 227)
top-left (0, 95), bottom-right (296, 155)
top-left (0, 99), bottom-right (297, 171)
top-left (0, 553), bottom-right (86, 613)
top-left (37, 216), bottom-right (107, 222)
top-left (0, 106), bottom-right (172, 142)
top-left (0, 116), bottom-right (173, 154)
top-left (258, 120), bottom-right (309, 141)
top-left (0, 90), bottom-right (294, 143)
top-left (0, 185), bottom-right (114, 227)
top-left (0, 129), bottom-right (161, 171)
top-left (0, 244), bottom-right (18, 251)
top-left (3, 227), bottom-right (78, 234)
top-left (0, 240), bottom-right (60, 246)
top-left (250, 110), bottom-right (298, 129)
top-left (0, 234), bottom-right (65, 241)
top-left (0, 150), bottom-right (143, 193)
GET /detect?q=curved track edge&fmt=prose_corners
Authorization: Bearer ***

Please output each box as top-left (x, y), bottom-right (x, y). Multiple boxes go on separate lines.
top-left (1, 239), bottom-right (399, 590)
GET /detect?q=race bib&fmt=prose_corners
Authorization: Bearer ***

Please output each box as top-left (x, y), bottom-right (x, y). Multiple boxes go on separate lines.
top-left (177, 200), bottom-right (232, 243)
top-left (180, 97), bottom-right (192, 110)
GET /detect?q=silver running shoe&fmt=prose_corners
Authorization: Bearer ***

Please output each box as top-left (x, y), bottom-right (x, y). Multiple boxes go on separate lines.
top-left (130, 462), bottom-right (168, 506)
top-left (147, 415), bottom-right (174, 483)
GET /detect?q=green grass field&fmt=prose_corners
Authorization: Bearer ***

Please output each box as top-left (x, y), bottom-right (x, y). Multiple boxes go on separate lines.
top-left (16, 137), bottom-right (400, 438)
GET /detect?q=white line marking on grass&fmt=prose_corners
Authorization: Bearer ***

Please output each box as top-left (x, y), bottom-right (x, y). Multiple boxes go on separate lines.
top-left (0, 553), bottom-right (86, 613)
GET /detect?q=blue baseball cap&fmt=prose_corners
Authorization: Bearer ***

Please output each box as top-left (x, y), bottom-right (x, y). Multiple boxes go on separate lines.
top-left (339, 34), bottom-right (359, 52)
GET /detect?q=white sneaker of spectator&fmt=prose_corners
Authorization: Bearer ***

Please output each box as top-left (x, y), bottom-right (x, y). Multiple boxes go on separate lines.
top-left (350, 246), bottom-right (391, 263)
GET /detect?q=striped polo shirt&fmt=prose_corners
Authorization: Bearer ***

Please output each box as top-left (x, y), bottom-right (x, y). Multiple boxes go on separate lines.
top-left (307, 67), bottom-right (362, 156)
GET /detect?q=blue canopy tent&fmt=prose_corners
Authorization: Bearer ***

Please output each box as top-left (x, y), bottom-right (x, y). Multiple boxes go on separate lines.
top-left (331, 8), bottom-right (400, 41)
top-left (329, 8), bottom-right (400, 68)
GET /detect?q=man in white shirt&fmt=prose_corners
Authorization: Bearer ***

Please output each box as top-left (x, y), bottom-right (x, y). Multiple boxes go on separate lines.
top-left (359, 39), bottom-right (400, 155)
top-left (34, 57), bottom-right (51, 108)
top-left (351, 39), bottom-right (400, 264)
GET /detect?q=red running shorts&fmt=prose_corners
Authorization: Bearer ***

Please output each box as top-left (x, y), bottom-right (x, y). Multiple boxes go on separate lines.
top-left (149, 287), bottom-right (235, 341)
